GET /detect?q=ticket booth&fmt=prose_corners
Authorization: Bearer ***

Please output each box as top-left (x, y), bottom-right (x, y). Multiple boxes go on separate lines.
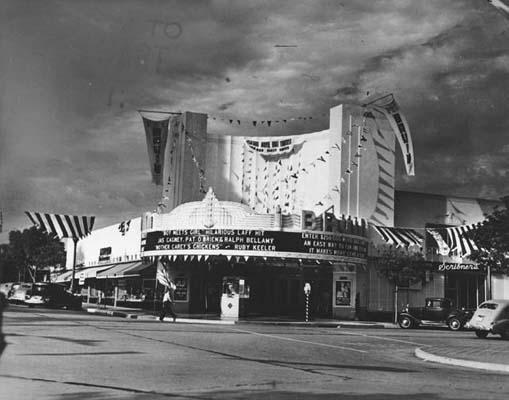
top-left (220, 276), bottom-right (250, 320)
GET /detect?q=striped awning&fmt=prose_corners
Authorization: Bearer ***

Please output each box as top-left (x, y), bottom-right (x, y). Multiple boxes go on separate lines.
top-left (77, 265), bottom-right (115, 280)
top-left (96, 261), bottom-right (152, 279)
top-left (427, 224), bottom-right (480, 257)
top-left (372, 225), bottom-right (423, 248)
top-left (25, 211), bottom-right (95, 240)
top-left (446, 224), bottom-right (479, 256)
top-left (53, 270), bottom-right (73, 283)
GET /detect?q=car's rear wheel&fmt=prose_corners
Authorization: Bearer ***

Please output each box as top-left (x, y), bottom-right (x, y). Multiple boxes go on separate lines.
top-left (500, 330), bottom-right (509, 340)
top-left (447, 317), bottom-right (462, 331)
top-left (398, 316), bottom-right (413, 329)
top-left (475, 330), bottom-right (488, 339)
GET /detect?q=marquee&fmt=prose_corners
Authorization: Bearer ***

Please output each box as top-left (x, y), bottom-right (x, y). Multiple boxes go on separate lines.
top-left (141, 228), bottom-right (368, 262)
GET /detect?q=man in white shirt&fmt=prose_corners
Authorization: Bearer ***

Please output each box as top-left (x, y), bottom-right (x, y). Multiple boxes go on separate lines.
top-left (159, 284), bottom-right (177, 322)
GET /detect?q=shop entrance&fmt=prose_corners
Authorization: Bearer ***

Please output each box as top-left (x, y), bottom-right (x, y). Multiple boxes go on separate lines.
top-left (445, 272), bottom-right (485, 309)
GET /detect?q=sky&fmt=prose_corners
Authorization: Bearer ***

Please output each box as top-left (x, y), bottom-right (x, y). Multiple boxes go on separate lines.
top-left (1, 0), bottom-right (508, 241)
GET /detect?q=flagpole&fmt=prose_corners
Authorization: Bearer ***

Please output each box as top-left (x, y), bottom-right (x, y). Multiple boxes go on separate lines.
top-left (70, 237), bottom-right (78, 293)
top-left (347, 115), bottom-right (352, 216)
top-left (356, 125), bottom-right (361, 218)
top-left (154, 256), bottom-right (159, 314)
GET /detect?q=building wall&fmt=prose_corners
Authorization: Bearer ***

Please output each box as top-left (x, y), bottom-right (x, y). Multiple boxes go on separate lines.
top-left (395, 190), bottom-right (501, 228)
top-left (492, 274), bottom-right (509, 299)
top-left (204, 104), bottom-right (397, 225)
top-left (75, 217), bottom-right (142, 267)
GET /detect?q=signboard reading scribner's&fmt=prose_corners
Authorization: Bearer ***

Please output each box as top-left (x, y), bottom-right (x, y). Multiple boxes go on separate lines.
top-left (141, 229), bottom-right (368, 261)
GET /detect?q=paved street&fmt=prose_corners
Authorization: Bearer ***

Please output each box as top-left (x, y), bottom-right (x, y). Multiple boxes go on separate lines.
top-left (1, 305), bottom-right (508, 399)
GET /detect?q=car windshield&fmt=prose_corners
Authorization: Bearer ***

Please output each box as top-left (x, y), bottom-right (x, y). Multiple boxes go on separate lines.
top-left (479, 303), bottom-right (498, 310)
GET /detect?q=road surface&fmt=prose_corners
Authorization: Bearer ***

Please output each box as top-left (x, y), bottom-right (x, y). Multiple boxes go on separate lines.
top-left (1, 305), bottom-right (508, 399)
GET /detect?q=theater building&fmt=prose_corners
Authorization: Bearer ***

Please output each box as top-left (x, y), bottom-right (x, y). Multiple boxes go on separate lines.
top-left (61, 103), bottom-right (508, 320)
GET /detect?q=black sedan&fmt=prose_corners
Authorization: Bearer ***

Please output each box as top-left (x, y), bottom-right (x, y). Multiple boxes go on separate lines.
top-left (398, 297), bottom-right (473, 331)
top-left (25, 282), bottom-right (82, 310)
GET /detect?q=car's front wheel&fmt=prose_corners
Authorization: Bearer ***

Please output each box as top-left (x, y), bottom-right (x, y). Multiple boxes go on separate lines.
top-left (475, 330), bottom-right (488, 339)
top-left (398, 316), bottom-right (413, 329)
top-left (500, 330), bottom-right (509, 340)
top-left (447, 317), bottom-right (462, 331)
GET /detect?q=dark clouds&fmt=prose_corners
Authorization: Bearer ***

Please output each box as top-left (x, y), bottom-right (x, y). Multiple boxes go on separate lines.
top-left (1, 0), bottom-right (508, 239)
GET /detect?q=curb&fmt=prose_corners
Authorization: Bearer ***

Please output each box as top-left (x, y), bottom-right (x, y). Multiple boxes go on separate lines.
top-left (86, 308), bottom-right (138, 319)
top-left (415, 347), bottom-right (509, 374)
top-left (85, 308), bottom-right (396, 328)
top-left (86, 308), bottom-right (235, 325)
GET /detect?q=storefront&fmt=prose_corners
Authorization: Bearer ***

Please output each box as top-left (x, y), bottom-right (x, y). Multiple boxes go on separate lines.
top-left (141, 189), bottom-right (369, 320)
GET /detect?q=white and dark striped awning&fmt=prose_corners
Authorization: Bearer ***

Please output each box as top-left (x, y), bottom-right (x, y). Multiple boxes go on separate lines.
top-left (25, 211), bottom-right (95, 240)
top-left (372, 225), bottom-right (423, 248)
top-left (427, 223), bottom-right (480, 257)
top-left (446, 224), bottom-right (479, 257)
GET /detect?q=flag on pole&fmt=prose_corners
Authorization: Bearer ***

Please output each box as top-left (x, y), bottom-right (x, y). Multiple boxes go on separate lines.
top-left (156, 259), bottom-right (175, 289)
top-left (25, 211), bottom-right (95, 240)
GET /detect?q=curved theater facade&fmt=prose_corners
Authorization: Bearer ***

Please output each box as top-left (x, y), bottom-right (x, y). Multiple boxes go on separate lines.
top-left (141, 189), bottom-right (369, 319)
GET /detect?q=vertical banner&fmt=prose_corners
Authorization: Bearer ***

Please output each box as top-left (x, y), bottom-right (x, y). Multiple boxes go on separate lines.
top-left (142, 117), bottom-right (170, 185)
top-left (368, 94), bottom-right (415, 176)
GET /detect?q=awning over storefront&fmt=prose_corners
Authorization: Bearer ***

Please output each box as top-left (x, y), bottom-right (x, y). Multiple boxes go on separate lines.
top-left (372, 226), bottom-right (423, 248)
top-left (53, 270), bottom-right (73, 283)
top-left (77, 265), bottom-right (115, 280)
top-left (426, 223), bottom-right (480, 257)
top-left (96, 261), bottom-right (152, 279)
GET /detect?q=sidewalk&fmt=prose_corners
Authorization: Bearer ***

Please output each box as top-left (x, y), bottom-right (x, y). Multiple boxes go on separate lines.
top-left (83, 303), bottom-right (396, 328)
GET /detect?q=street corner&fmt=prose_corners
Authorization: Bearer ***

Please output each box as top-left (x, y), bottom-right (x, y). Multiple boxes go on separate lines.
top-left (415, 347), bottom-right (509, 374)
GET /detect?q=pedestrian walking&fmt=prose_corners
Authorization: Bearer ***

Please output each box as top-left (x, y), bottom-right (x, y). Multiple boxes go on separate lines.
top-left (159, 284), bottom-right (177, 322)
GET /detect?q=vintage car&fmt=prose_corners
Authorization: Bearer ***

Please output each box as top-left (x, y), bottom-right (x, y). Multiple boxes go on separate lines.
top-left (24, 282), bottom-right (82, 310)
top-left (398, 297), bottom-right (473, 331)
top-left (8, 282), bottom-right (33, 304)
top-left (465, 299), bottom-right (509, 339)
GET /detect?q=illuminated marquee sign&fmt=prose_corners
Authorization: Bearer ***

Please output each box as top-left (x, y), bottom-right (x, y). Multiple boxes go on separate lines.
top-left (142, 229), bottom-right (368, 261)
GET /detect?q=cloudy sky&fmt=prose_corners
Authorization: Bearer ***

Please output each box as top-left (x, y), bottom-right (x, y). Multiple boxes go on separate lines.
top-left (1, 0), bottom-right (508, 240)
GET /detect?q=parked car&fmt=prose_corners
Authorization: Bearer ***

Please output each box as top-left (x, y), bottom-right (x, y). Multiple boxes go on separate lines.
top-left (465, 299), bottom-right (509, 339)
top-left (8, 283), bottom-right (33, 304)
top-left (0, 282), bottom-right (15, 297)
top-left (398, 297), bottom-right (473, 331)
top-left (24, 283), bottom-right (82, 310)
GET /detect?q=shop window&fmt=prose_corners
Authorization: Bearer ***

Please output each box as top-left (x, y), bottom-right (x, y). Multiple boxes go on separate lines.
top-left (335, 278), bottom-right (352, 307)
